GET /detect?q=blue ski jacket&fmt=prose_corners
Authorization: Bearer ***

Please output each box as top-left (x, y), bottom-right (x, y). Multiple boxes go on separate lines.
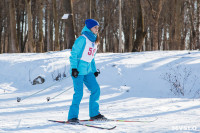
top-left (69, 26), bottom-right (97, 75)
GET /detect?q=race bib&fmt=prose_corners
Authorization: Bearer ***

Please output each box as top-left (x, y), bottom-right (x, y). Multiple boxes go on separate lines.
top-left (80, 35), bottom-right (97, 62)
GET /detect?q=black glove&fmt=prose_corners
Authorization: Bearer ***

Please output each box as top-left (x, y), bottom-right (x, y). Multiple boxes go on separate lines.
top-left (72, 69), bottom-right (79, 78)
top-left (94, 69), bottom-right (100, 77)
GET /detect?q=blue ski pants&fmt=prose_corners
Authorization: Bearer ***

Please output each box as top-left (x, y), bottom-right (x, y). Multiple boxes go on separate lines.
top-left (68, 72), bottom-right (100, 120)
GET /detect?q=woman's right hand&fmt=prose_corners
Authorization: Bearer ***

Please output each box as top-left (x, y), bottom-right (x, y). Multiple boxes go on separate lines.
top-left (72, 69), bottom-right (79, 78)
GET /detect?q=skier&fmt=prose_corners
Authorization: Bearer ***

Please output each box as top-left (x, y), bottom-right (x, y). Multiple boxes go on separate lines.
top-left (68, 19), bottom-right (107, 123)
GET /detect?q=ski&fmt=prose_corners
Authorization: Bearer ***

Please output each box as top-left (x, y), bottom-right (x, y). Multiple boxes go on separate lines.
top-left (48, 120), bottom-right (116, 130)
top-left (79, 118), bottom-right (158, 123)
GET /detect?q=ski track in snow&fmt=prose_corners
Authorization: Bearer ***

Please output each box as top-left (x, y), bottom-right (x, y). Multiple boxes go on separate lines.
top-left (0, 50), bottom-right (200, 133)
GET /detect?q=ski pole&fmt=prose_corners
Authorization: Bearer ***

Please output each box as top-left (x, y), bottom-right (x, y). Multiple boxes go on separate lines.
top-left (17, 81), bottom-right (61, 102)
top-left (17, 73), bottom-right (72, 102)
top-left (97, 69), bottom-right (100, 74)
top-left (46, 86), bottom-right (73, 102)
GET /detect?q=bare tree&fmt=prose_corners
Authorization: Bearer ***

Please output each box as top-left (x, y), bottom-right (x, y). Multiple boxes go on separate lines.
top-left (1, 0), bottom-right (200, 54)
top-left (188, 0), bottom-right (196, 50)
top-left (147, 0), bottom-right (163, 50)
top-left (122, 0), bottom-right (135, 52)
top-left (44, 0), bottom-right (52, 52)
top-left (119, 0), bottom-right (123, 53)
top-left (37, 0), bottom-right (44, 52)
top-left (197, 0), bottom-right (200, 49)
top-left (89, 0), bottom-right (97, 19)
top-left (53, 0), bottom-right (60, 51)
top-left (0, 1), bottom-right (3, 53)
top-left (8, 0), bottom-right (19, 53)
top-left (25, 0), bottom-right (35, 52)
top-left (63, 0), bottom-right (75, 49)
top-left (132, 0), bottom-right (146, 52)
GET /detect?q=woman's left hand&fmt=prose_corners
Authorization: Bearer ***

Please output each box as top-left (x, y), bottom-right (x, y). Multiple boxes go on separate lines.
top-left (94, 69), bottom-right (100, 77)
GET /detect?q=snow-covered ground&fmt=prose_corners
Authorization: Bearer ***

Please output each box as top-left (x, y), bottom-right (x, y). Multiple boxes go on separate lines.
top-left (0, 50), bottom-right (200, 133)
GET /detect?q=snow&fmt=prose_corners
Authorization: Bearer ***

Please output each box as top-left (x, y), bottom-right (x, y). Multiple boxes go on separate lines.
top-left (0, 50), bottom-right (200, 133)
top-left (62, 14), bottom-right (70, 19)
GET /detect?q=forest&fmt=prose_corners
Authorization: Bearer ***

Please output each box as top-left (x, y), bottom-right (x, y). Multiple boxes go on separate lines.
top-left (0, 0), bottom-right (199, 53)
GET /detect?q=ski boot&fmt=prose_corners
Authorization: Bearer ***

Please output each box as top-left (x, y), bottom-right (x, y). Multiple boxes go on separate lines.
top-left (68, 118), bottom-right (79, 125)
top-left (90, 114), bottom-right (108, 121)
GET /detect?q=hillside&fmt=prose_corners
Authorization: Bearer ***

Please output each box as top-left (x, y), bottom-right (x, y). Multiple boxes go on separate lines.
top-left (0, 50), bottom-right (200, 133)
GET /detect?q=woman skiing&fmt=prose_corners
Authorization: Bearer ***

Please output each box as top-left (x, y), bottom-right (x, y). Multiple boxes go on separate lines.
top-left (68, 19), bottom-right (107, 123)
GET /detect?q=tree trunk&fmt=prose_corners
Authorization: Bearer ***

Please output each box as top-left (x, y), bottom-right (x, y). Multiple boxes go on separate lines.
top-left (196, 0), bottom-right (200, 49)
top-left (16, 0), bottom-right (21, 52)
top-left (90, 0), bottom-right (96, 19)
top-left (180, 22), bottom-right (187, 50)
top-left (174, 0), bottom-right (182, 50)
top-left (37, 0), bottom-right (44, 53)
top-left (50, 15), bottom-right (54, 51)
top-left (21, 6), bottom-right (26, 52)
top-left (169, 0), bottom-right (182, 50)
top-left (119, 0), bottom-right (123, 53)
top-left (4, 17), bottom-right (9, 53)
top-left (8, 0), bottom-right (19, 53)
top-left (63, 0), bottom-right (75, 49)
top-left (23, 12), bottom-right (28, 52)
top-left (0, 2), bottom-right (3, 53)
top-left (53, 0), bottom-right (60, 51)
top-left (45, 0), bottom-right (51, 52)
top-left (123, 0), bottom-right (134, 52)
top-left (189, 1), bottom-right (196, 50)
top-left (26, 0), bottom-right (35, 52)
top-left (128, 17), bottom-right (133, 52)
top-left (132, 0), bottom-right (146, 52)
top-left (148, 0), bottom-right (163, 51)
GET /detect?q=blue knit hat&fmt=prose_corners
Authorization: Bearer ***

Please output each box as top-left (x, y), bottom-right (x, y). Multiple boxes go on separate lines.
top-left (85, 19), bottom-right (99, 29)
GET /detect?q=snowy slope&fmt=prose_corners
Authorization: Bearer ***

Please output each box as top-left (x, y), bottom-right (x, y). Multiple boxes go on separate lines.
top-left (0, 50), bottom-right (200, 133)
